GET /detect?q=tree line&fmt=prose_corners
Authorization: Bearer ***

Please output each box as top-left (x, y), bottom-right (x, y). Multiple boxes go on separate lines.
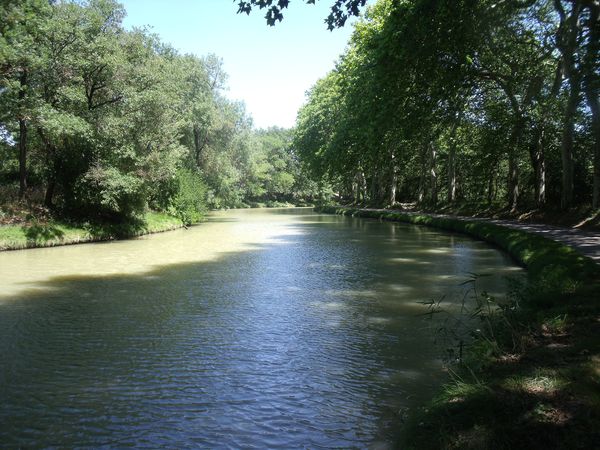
top-left (0, 0), bottom-right (320, 224)
top-left (293, 0), bottom-right (599, 211)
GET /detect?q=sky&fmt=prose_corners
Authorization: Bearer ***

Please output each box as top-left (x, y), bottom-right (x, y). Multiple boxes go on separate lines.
top-left (119, 0), bottom-right (366, 129)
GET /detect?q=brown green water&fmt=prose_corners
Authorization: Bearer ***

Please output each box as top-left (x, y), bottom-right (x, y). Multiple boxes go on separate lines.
top-left (0, 208), bottom-right (523, 448)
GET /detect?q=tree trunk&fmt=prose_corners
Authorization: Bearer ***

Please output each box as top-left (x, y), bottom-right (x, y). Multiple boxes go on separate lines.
top-left (193, 124), bottom-right (202, 166)
top-left (429, 141), bottom-right (438, 205)
top-left (388, 151), bottom-right (397, 206)
top-left (583, 2), bottom-right (599, 208)
top-left (388, 174), bottom-right (397, 206)
top-left (508, 152), bottom-right (518, 210)
top-left (37, 127), bottom-right (60, 209)
top-left (561, 76), bottom-right (580, 209)
top-left (507, 118), bottom-right (524, 210)
top-left (590, 85), bottom-right (600, 208)
top-left (538, 151), bottom-right (547, 207)
top-left (359, 171), bottom-right (367, 203)
top-left (555, 0), bottom-right (583, 209)
top-left (378, 167), bottom-right (386, 205)
top-left (19, 118), bottom-right (28, 199)
top-left (44, 151), bottom-right (59, 209)
top-left (529, 128), bottom-right (547, 207)
top-left (44, 178), bottom-right (56, 208)
top-left (370, 171), bottom-right (376, 204)
top-left (418, 144), bottom-right (428, 204)
top-left (488, 170), bottom-right (495, 205)
top-left (533, 54), bottom-right (561, 208)
top-left (18, 70), bottom-right (28, 199)
top-left (447, 118), bottom-right (461, 203)
top-left (44, 146), bottom-right (60, 208)
top-left (447, 142), bottom-right (456, 203)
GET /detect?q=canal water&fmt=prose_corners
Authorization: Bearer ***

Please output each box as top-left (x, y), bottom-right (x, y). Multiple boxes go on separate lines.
top-left (0, 208), bottom-right (522, 448)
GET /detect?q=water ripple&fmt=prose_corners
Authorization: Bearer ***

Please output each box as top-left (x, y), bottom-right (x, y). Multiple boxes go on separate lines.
top-left (0, 209), bottom-right (522, 448)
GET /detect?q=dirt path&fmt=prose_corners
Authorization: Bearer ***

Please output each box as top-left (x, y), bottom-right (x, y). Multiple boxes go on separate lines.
top-left (476, 218), bottom-right (600, 262)
top-left (362, 208), bottom-right (600, 263)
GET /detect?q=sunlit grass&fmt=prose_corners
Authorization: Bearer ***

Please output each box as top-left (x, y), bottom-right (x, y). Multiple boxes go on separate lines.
top-left (440, 380), bottom-right (491, 402)
top-left (0, 211), bottom-right (185, 251)
top-left (502, 370), bottom-right (568, 395)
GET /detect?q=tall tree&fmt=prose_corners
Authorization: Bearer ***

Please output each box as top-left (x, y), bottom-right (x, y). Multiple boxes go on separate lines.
top-left (0, 0), bottom-right (51, 198)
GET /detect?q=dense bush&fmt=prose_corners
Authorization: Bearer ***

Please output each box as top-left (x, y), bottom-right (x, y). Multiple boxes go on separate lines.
top-left (169, 169), bottom-right (207, 225)
top-left (74, 166), bottom-right (146, 220)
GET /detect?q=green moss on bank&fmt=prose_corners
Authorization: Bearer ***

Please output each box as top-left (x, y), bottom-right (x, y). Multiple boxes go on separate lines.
top-left (316, 206), bottom-right (600, 450)
top-left (0, 211), bottom-right (186, 251)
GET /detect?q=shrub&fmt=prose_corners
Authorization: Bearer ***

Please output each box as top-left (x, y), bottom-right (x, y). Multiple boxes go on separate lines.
top-left (169, 169), bottom-right (207, 225)
top-left (74, 165), bottom-right (146, 220)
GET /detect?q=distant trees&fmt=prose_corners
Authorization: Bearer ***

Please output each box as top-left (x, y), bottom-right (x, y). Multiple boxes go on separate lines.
top-left (294, 0), bottom-right (600, 210)
top-left (0, 0), bottom-right (320, 223)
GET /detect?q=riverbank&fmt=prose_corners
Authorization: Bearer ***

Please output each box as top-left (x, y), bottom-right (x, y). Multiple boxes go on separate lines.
top-left (371, 204), bottom-right (600, 262)
top-left (316, 206), bottom-right (600, 449)
top-left (404, 201), bottom-right (600, 230)
top-left (0, 211), bottom-right (186, 251)
top-left (0, 203), bottom-right (309, 251)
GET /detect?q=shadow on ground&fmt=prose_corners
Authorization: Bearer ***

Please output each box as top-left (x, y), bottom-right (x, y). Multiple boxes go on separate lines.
top-left (399, 287), bottom-right (600, 450)
top-left (22, 223), bottom-right (65, 244)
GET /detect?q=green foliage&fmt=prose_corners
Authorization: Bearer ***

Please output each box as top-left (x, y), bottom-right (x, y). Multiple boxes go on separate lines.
top-left (0, 0), bottom-right (323, 222)
top-left (237, 0), bottom-right (367, 28)
top-left (295, 0), bottom-right (598, 210)
top-left (170, 169), bottom-right (207, 225)
top-left (75, 165), bottom-right (146, 219)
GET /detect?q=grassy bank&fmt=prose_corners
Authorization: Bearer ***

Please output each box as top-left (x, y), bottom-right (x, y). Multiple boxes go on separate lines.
top-left (0, 211), bottom-right (186, 251)
top-left (316, 206), bottom-right (600, 449)
top-left (401, 200), bottom-right (600, 230)
top-left (0, 203), bottom-right (309, 251)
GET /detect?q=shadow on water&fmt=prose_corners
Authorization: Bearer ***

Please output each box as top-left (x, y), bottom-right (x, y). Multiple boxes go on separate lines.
top-left (1, 209), bottom-right (523, 448)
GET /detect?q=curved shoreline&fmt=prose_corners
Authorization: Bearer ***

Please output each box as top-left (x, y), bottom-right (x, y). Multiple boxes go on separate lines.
top-left (0, 211), bottom-right (187, 252)
top-left (0, 206), bottom-right (312, 252)
top-left (316, 205), bottom-right (600, 449)
top-left (315, 206), bottom-right (599, 282)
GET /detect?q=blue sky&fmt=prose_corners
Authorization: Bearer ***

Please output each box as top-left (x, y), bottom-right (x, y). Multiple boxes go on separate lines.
top-left (120, 0), bottom-right (365, 129)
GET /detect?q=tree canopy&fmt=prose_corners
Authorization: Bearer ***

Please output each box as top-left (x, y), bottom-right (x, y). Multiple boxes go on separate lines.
top-left (293, 0), bottom-right (600, 210)
top-left (0, 0), bottom-right (323, 225)
top-left (3, 0), bottom-right (597, 224)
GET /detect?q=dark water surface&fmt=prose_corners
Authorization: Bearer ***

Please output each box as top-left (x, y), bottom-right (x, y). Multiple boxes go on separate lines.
top-left (0, 208), bottom-right (522, 448)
